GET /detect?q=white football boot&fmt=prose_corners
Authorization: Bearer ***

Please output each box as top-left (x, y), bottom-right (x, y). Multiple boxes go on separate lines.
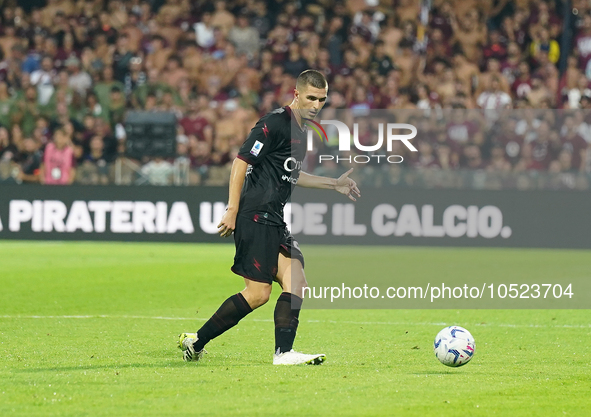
top-left (273, 349), bottom-right (326, 365)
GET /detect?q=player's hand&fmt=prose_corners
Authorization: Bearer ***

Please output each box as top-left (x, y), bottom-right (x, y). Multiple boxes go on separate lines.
top-left (217, 208), bottom-right (237, 237)
top-left (334, 168), bottom-right (361, 201)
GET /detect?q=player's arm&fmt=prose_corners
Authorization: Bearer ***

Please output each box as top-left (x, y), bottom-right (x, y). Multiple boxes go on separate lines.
top-left (217, 115), bottom-right (279, 237)
top-left (298, 168), bottom-right (361, 201)
top-left (218, 115), bottom-right (280, 237)
top-left (217, 157), bottom-right (249, 237)
top-left (297, 171), bottom-right (336, 189)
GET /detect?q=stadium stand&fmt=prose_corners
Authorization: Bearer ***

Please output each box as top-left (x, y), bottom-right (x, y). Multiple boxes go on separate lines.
top-left (0, 0), bottom-right (589, 189)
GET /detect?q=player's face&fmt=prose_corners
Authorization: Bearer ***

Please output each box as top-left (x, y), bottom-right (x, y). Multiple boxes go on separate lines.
top-left (296, 85), bottom-right (328, 120)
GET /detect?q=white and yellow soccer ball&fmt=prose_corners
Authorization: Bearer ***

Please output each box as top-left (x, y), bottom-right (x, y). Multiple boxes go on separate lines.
top-left (433, 326), bottom-right (475, 367)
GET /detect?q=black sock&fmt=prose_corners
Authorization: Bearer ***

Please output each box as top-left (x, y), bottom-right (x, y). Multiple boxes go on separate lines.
top-left (274, 292), bottom-right (302, 354)
top-left (194, 293), bottom-right (252, 351)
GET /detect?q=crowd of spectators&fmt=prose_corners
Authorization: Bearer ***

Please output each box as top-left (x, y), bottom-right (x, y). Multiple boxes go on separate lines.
top-left (0, 0), bottom-right (589, 189)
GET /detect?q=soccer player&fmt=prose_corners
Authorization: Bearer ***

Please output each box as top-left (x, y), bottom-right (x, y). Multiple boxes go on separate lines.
top-left (178, 70), bottom-right (360, 365)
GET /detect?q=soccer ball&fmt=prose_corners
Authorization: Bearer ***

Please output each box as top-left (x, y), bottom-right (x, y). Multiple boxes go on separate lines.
top-left (433, 326), bottom-right (475, 367)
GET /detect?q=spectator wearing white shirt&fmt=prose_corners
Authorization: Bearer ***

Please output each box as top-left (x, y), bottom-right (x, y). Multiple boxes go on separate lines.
top-left (572, 109), bottom-right (591, 144)
top-left (353, 8), bottom-right (383, 42)
top-left (141, 157), bottom-right (174, 185)
top-left (30, 56), bottom-right (55, 106)
top-left (229, 12), bottom-right (260, 60)
top-left (194, 11), bottom-right (215, 49)
top-left (566, 74), bottom-right (591, 109)
top-left (477, 77), bottom-right (512, 109)
top-left (65, 56), bottom-right (92, 98)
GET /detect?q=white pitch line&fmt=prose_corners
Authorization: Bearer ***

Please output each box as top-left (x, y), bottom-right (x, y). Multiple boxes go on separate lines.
top-left (0, 315), bottom-right (589, 329)
top-left (0, 315), bottom-right (204, 321)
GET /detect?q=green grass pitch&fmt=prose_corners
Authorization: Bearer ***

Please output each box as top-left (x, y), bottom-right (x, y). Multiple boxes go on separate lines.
top-left (0, 241), bottom-right (590, 416)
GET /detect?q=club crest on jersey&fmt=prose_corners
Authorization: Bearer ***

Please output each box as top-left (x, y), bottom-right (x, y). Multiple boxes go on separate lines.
top-left (250, 140), bottom-right (264, 156)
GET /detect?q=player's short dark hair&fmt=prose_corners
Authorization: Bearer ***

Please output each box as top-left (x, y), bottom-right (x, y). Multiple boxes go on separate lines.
top-left (296, 70), bottom-right (327, 91)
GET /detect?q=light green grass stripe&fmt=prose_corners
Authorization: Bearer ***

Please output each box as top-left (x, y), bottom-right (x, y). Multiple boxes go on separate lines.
top-left (1, 315), bottom-right (590, 328)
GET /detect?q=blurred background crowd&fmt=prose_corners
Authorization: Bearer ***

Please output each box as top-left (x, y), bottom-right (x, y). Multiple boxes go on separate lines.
top-left (0, 0), bottom-right (590, 190)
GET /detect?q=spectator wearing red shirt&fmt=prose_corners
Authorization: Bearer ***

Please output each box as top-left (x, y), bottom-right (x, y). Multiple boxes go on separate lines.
top-left (446, 109), bottom-right (480, 145)
top-left (179, 98), bottom-right (213, 144)
top-left (429, 1), bottom-right (454, 41)
top-left (529, 120), bottom-right (560, 170)
top-left (265, 25), bottom-right (290, 63)
top-left (493, 118), bottom-right (525, 165)
top-left (54, 32), bottom-right (80, 68)
top-left (483, 30), bottom-right (507, 62)
top-left (461, 144), bottom-right (486, 170)
top-left (348, 85), bottom-right (373, 115)
top-left (412, 140), bottom-right (440, 169)
top-left (512, 61), bottom-right (532, 99)
top-left (433, 125), bottom-right (461, 167)
top-left (486, 143), bottom-right (512, 172)
top-left (560, 115), bottom-right (589, 171)
top-left (515, 142), bottom-right (546, 171)
top-left (501, 42), bottom-right (523, 85)
top-left (190, 139), bottom-right (213, 170)
top-left (501, 12), bottom-right (528, 50)
top-left (425, 28), bottom-right (452, 71)
top-left (549, 149), bottom-right (576, 174)
top-left (528, 1), bottom-right (562, 40)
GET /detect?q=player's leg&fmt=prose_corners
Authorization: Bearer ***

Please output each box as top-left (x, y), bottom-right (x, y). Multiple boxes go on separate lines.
top-left (180, 217), bottom-right (278, 361)
top-left (193, 279), bottom-right (271, 348)
top-left (273, 251), bottom-right (325, 365)
top-left (240, 278), bottom-right (273, 308)
top-left (273, 254), bottom-right (306, 354)
top-left (180, 279), bottom-right (271, 361)
top-left (194, 278), bottom-right (271, 350)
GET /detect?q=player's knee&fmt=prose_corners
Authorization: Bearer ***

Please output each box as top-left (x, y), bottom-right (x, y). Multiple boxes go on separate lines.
top-left (301, 277), bottom-right (308, 290)
top-left (294, 271), bottom-right (308, 289)
top-left (243, 285), bottom-right (272, 308)
top-left (260, 290), bottom-right (272, 306)
top-left (251, 292), bottom-right (271, 308)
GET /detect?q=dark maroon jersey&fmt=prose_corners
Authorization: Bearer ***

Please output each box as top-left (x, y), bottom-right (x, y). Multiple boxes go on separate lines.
top-left (237, 106), bottom-right (308, 226)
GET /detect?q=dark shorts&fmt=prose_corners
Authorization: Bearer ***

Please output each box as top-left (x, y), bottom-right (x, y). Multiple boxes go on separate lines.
top-left (231, 216), bottom-right (305, 284)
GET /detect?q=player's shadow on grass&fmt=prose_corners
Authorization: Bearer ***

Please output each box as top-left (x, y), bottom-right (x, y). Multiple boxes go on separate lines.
top-left (16, 361), bottom-right (193, 373)
top-left (16, 352), bottom-right (273, 373)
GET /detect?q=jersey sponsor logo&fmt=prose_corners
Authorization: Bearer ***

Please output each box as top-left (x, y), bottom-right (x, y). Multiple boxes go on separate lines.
top-left (283, 157), bottom-right (302, 172)
top-left (281, 174), bottom-right (298, 184)
top-left (250, 140), bottom-right (264, 156)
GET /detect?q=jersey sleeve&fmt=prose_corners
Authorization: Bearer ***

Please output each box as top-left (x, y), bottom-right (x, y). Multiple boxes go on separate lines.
top-left (237, 117), bottom-right (279, 165)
